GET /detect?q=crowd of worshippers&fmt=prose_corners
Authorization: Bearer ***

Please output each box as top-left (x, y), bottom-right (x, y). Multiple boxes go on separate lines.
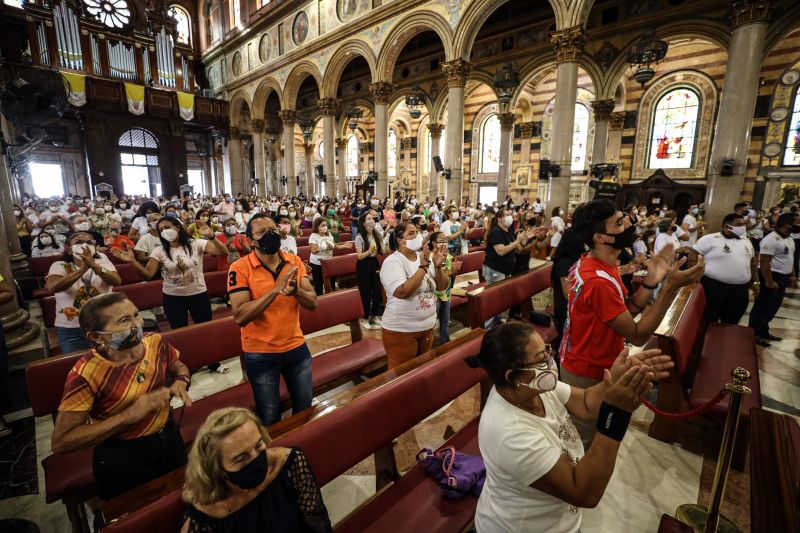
top-left (2, 189), bottom-right (798, 531)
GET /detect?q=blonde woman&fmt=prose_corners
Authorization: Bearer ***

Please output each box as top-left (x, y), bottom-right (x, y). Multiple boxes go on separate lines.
top-left (181, 407), bottom-right (332, 532)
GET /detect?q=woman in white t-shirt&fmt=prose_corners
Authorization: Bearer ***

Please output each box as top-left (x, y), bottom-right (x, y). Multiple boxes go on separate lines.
top-left (548, 206), bottom-right (566, 259)
top-left (379, 221), bottom-right (448, 368)
top-left (467, 322), bottom-right (672, 533)
top-left (114, 217), bottom-right (227, 330)
top-left (128, 201), bottom-right (161, 241)
top-left (45, 232), bottom-right (121, 354)
top-left (308, 217), bottom-right (349, 295)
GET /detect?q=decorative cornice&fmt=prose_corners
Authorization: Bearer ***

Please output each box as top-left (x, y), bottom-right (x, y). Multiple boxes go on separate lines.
top-left (730, 0), bottom-right (770, 29)
top-left (316, 98), bottom-right (339, 116)
top-left (369, 82), bottom-right (395, 105)
top-left (442, 59), bottom-right (473, 88)
top-left (250, 119), bottom-right (265, 133)
top-left (551, 26), bottom-right (586, 63)
top-left (335, 137), bottom-right (347, 149)
top-left (591, 99), bottom-right (616, 122)
top-left (609, 112), bottom-right (626, 131)
top-left (498, 112), bottom-right (516, 129)
top-left (519, 122), bottom-right (535, 139)
top-left (428, 123), bottom-right (444, 137)
top-left (279, 110), bottom-right (297, 126)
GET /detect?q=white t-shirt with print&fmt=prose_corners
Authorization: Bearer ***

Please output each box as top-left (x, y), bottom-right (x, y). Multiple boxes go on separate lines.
top-left (308, 233), bottom-right (334, 265)
top-left (150, 239), bottom-right (209, 296)
top-left (134, 232), bottom-right (161, 255)
top-left (379, 251), bottom-right (437, 333)
top-left (760, 231), bottom-right (795, 275)
top-left (475, 383), bottom-right (584, 533)
top-left (131, 216), bottom-right (150, 238)
top-left (46, 254), bottom-right (117, 328)
top-left (280, 235), bottom-right (298, 255)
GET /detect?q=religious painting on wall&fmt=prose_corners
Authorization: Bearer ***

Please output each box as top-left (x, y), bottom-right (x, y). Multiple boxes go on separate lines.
top-left (231, 51), bottom-right (243, 76)
top-left (259, 34), bottom-right (271, 63)
top-left (516, 165), bottom-right (530, 187)
top-left (648, 88), bottom-right (700, 169)
top-left (293, 11), bottom-right (309, 45)
top-left (337, 0), bottom-right (362, 21)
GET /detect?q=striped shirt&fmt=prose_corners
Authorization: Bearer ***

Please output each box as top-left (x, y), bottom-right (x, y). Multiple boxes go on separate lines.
top-left (58, 333), bottom-right (179, 440)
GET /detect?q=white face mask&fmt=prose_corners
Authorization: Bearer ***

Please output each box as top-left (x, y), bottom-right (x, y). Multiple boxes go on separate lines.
top-left (503, 215), bottom-right (514, 227)
top-left (450, 212), bottom-right (458, 220)
top-left (518, 356), bottom-right (558, 392)
top-left (95, 208), bottom-right (105, 215)
top-left (404, 234), bottom-right (423, 252)
top-left (75, 222), bottom-right (90, 231)
top-left (72, 243), bottom-right (95, 257)
top-left (161, 228), bottom-right (179, 242)
top-left (14, 209), bottom-right (21, 216)
top-left (371, 199), bottom-right (380, 207)
top-left (40, 237), bottom-right (52, 245)
top-left (49, 206), bottom-right (59, 212)
top-left (727, 225), bottom-right (746, 238)
top-left (225, 226), bottom-right (237, 235)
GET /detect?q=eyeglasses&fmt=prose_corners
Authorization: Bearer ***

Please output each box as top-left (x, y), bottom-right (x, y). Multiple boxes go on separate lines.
top-left (515, 345), bottom-right (554, 371)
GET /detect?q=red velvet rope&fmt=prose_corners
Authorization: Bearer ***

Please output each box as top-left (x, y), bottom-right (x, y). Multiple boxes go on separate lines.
top-left (642, 390), bottom-right (727, 419)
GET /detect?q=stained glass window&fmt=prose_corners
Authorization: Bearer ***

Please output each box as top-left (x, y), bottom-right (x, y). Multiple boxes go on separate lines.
top-left (169, 5), bottom-right (191, 45)
top-left (648, 88), bottom-right (700, 169)
top-left (347, 135), bottom-right (359, 177)
top-left (388, 129), bottom-right (397, 177)
top-left (480, 114), bottom-right (501, 174)
top-left (572, 103), bottom-right (589, 172)
top-left (83, 0), bottom-right (130, 28)
top-left (783, 87), bottom-right (800, 166)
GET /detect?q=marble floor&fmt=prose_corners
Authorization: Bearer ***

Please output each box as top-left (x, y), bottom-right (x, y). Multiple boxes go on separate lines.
top-left (1, 284), bottom-right (798, 533)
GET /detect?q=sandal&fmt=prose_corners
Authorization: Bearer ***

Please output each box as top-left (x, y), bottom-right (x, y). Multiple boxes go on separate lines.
top-left (215, 365), bottom-right (230, 374)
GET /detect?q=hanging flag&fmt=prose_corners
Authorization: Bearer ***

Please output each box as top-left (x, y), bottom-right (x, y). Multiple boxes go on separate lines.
top-left (177, 91), bottom-right (195, 121)
top-left (124, 83), bottom-right (145, 115)
top-left (61, 72), bottom-right (86, 107)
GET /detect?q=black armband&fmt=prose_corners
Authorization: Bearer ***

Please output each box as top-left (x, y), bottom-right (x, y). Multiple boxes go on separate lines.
top-left (595, 402), bottom-right (631, 441)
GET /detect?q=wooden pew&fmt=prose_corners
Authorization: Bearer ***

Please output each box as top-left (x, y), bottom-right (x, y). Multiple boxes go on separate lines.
top-left (99, 330), bottom-right (487, 531)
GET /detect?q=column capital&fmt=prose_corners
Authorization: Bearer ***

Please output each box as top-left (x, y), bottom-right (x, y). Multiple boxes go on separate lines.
top-left (609, 111), bottom-right (626, 131)
top-left (369, 82), bottom-right (395, 104)
top-left (250, 119), bottom-right (265, 133)
top-left (730, 0), bottom-right (770, 29)
top-left (335, 137), bottom-right (347, 149)
top-left (304, 143), bottom-right (314, 155)
top-left (316, 98), bottom-right (339, 116)
top-left (228, 126), bottom-right (243, 139)
top-left (591, 99), bottom-right (616, 122)
top-left (279, 110), bottom-right (297, 126)
top-left (428, 123), bottom-right (444, 138)
top-left (401, 137), bottom-right (413, 150)
top-left (441, 59), bottom-right (473, 88)
top-left (550, 26), bottom-right (586, 63)
top-left (498, 112), bottom-right (516, 129)
top-left (519, 122), bottom-right (535, 139)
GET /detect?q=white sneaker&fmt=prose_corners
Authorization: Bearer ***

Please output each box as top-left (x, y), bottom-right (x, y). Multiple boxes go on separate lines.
top-left (372, 316), bottom-right (383, 328)
top-left (360, 319), bottom-right (372, 331)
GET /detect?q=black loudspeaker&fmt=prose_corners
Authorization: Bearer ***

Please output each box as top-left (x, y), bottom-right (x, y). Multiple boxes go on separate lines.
top-left (539, 159), bottom-right (550, 180)
top-left (432, 156), bottom-right (444, 173)
top-left (550, 164), bottom-right (561, 178)
top-left (315, 165), bottom-right (324, 179)
top-left (720, 159), bottom-right (735, 176)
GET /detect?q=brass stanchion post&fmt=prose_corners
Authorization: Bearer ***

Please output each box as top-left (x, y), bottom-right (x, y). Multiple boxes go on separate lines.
top-left (674, 367), bottom-right (751, 533)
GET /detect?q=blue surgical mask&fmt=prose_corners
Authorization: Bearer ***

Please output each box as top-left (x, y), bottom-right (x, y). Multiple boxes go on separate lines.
top-left (691, 208), bottom-right (699, 215)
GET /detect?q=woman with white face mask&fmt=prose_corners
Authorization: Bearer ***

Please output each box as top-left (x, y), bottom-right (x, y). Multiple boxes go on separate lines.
top-left (113, 217), bottom-right (227, 332)
top-left (379, 221), bottom-right (449, 368)
top-left (45, 232), bottom-right (121, 353)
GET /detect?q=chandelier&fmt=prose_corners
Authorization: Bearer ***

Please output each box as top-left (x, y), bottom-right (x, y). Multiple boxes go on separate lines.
top-left (493, 63), bottom-right (519, 106)
top-left (344, 107), bottom-right (363, 132)
top-left (299, 117), bottom-right (315, 143)
top-left (626, 31), bottom-right (668, 88)
top-left (405, 90), bottom-right (425, 119)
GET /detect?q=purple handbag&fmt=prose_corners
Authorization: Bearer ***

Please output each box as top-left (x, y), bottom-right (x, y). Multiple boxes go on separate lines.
top-left (416, 446), bottom-right (486, 499)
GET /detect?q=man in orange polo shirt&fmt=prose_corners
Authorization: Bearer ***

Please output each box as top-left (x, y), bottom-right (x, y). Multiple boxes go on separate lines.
top-left (228, 214), bottom-right (318, 426)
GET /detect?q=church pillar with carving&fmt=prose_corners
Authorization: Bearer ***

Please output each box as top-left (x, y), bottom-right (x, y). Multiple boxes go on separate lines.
top-left (606, 112), bottom-right (626, 166)
top-left (518, 122), bottom-right (535, 191)
top-left (497, 113), bottom-right (516, 201)
top-left (370, 82), bottom-right (393, 199)
top-left (547, 27), bottom-right (585, 219)
top-left (251, 119), bottom-right (266, 197)
top-left (280, 110), bottom-right (298, 197)
top-left (428, 123), bottom-right (443, 201)
top-left (442, 60), bottom-right (472, 204)
top-left (222, 128), bottom-right (242, 195)
top-left (590, 99), bottom-right (615, 165)
top-left (335, 137), bottom-right (348, 197)
top-left (705, 0), bottom-right (770, 230)
top-left (317, 98), bottom-right (338, 197)
top-left (304, 143), bottom-right (314, 198)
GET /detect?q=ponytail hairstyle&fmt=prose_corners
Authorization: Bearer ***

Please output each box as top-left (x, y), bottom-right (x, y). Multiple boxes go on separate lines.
top-left (389, 220), bottom-right (412, 252)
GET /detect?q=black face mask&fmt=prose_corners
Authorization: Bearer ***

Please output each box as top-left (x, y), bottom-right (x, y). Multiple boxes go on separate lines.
top-left (601, 225), bottom-right (637, 250)
top-left (792, 225), bottom-right (800, 234)
top-left (225, 450), bottom-right (268, 490)
top-left (256, 231), bottom-right (281, 254)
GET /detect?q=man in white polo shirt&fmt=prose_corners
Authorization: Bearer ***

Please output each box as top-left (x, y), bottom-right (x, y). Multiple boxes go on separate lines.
top-left (747, 211), bottom-right (799, 346)
top-left (688, 212), bottom-right (756, 325)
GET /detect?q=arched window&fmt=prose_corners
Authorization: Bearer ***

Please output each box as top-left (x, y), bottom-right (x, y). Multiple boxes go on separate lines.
top-left (230, 0), bottom-right (241, 28)
top-left (388, 129), bottom-right (397, 178)
top-left (169, 5), bottom-right (191, 45)
top-left (783, 86), bottom-right (800, 166)
top-left (572, 103), bottom-right (589, 172)
top-left (648, 88), bottom-right (700, 169)
top-left (118, 128), bottom-right (161, 196)
top-left (318, 141), bottom-right (325, 160)
top-left (347, 135), bottom-right (359, 177)
top-left (480, 114), bottom-right (501, 174)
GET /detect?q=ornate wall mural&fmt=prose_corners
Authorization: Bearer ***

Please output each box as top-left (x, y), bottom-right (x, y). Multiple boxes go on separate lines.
top-left (762, 59), bottom-right (800, 170)
top-left (232, 51), bottom-right (243, 77)
top-left (259, 34), bottom-right (272, 63)
top-left (293, 11), bottom-right (310, 45)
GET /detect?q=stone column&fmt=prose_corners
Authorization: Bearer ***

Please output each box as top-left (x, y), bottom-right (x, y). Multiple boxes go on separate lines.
top-left (606, 112), bottom-right (626, 163)
top-left (442, 59), bottom-right (472, 204)
top-left (370, 82), bottom-right (393, 199)
top-left (336, 137), bottom-right (348, 197)
top-left (222, 128), bottom-right (242, 195)
top-left (428, 123), bottom-right (443, 201)
top-left (279, 110), bottom-right (298, 197)
top-left (401, 136), bottom-right (413, 193)
top-left (590, 99), bottom-right (615, 165)
top-left (317, 98), bottom-right (338, 197)
top-left (497, 112), bottom-right (516, 202)
top-left (519, 122), bottom-right (535, 191)
top-left (705, 0), bottom-right (771, 230)
top-left (0, 151), bottom-right (39, 349)
top-left (304, 143), bottom-right (314, 198)
top-left (547, 26), bottom-right (586, 219)
top-left (250, 119), bottom-right (267, 197)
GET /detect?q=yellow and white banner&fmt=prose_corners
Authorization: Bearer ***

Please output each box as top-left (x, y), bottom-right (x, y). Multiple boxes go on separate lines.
top-left (124, 83), bottom-right (145, 115)
top-left (177, 91), bottom-right (195, 121)
top-left (61, 72), bottom-right (86, 107)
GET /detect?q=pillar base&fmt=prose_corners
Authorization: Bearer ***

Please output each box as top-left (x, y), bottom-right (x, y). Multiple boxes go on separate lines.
top-left (2, 308), bottom-right (41, 350)
top-left (10, 253), bottom-right (27, 273)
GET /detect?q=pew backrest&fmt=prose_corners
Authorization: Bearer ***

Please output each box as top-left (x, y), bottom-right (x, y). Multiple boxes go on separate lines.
top-left (300, 288), bottom-right (363, 336)
top-left (657, 284), bottom-right (705, 374)
top-left (319, 254), bottom-right (358, 282)
top-left (467, 264), bottom-right (552, 328)
top-left (457, 250), bottom-right (485, 280)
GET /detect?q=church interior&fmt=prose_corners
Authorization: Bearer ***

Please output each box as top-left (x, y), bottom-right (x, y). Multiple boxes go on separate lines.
top-left (0, 0), bottom-right (799, 531)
